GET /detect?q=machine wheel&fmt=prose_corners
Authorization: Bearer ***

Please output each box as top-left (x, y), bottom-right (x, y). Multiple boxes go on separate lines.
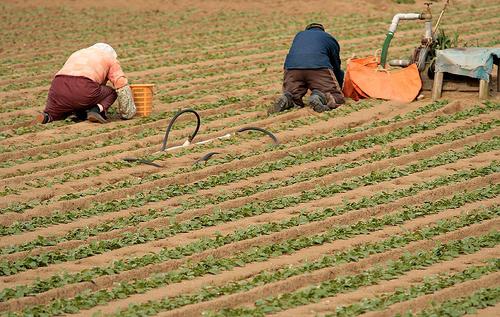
top-left (412, 46), bottom-right (430, 72)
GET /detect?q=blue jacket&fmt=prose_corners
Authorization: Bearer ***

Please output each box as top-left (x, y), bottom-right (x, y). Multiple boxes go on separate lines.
top-left (284, 28), bottom-right (344, 87)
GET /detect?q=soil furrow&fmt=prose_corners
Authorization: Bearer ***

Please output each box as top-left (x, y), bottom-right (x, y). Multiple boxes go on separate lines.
top-left (361, 272), bottom-right (500, 317)
top-left (275, 258), bottom-right (500, 317)
top-left (1, 126), bottom-right (496, 258)
top-left (0, 99), bottom-right (383, 197)
top-left (0, 158), bottom-right (495, 296)
top-left (2, 10), bottom-right (497, 88)
top-left (3, 189), bottom-right (496, 312)
top-left (0, 100), bottom-right (474, 225)
top-left (84, 220), bottom-right (500, 317)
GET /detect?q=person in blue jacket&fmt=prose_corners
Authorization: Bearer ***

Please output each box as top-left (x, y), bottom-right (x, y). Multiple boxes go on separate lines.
top-left (269, 23), bottom-right (345, 114)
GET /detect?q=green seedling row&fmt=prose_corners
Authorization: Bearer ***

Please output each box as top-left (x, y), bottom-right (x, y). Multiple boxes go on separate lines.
top-left (4, 1), bottom-right (493, 62)
top-left (0, 96), bottom-right (249, 154)
top-left (1, 7), bottom-right (495, 117)
top-left (109, 197), bottom-right (500, 316)
top-left (0, 120), bottom-right (72, 142)
top-left (0, 17), bottom-right (447, 89)
top-left (0, 101), bottom-right (268, 168)
top-left (1, 131), bottom-right (497, 274)
top-left (324, 261), bottom-right (499, 317)
top-left (130, 259), bottom-right (500, 317)
top-left (0, 99), bottom-right (444, 215)
top-left (2, 136), bottom-right (496, 274)
top-left (399, 287), bottom-right (500, 317)
top-left (10, 218), bottom-right (499, 317)
top-left (2, 118), bottom-right (497, 256)
top-left (3, 3), bottom-right (495, 77)
top-left (1, 166), bottom-right (496, 303)
top-left (181, 119), bottom-right (498, 210)
top-left (1, 3), bottom-right (499, 315)
top-left (204, 232), bottom-right (500, 317)
top-left (0, 99), bottom-right (374, 206)
top-left (0, 94), bottom-right (449, 188)
top-left (0, 86), bottom-right (360, 175)
top-left (0, 75), bottom-right (274, 143)
top-left (0, 8), bottom-right (371, 72)
top-left (1, 101), bottom-right (495, 236)
top-left (4, 3), bottom-right (492, 79)
top-left (1, 100), bottom-right (379, 209)
top-left (0, 92), bottom-right (370, 181)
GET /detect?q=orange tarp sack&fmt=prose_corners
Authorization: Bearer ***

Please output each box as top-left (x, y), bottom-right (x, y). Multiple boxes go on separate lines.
top-left (343, 56), bottom-right (422, 103)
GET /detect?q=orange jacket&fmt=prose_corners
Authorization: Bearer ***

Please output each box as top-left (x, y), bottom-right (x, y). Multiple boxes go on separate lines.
top-left (56, 46), bottom-right (128, 89)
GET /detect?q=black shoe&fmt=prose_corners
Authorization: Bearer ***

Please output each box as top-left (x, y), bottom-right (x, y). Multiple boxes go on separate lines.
top-left (72, 110), bottom-right (88, 122)
top-left (309, 90), bottom-right (329, 113)
top-left (268, 92), bottom-right (293, 114)
top-left (87, 107), bottom-right (108, 123)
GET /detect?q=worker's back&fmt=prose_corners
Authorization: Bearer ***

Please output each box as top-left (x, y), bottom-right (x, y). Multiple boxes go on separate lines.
top-left (57, 47), bottom-right (127, 88)
top-left (284, 28), bottom-right (340, 70)
top-left (269, 24), bottom-right (345, 115)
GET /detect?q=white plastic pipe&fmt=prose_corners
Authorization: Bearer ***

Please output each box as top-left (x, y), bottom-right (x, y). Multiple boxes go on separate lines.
top-left (165, 133), bottom-right (233, 151)
top-left (424, 21), bottom-right (433, 40)
top-left (194, 133), bottom-right (232, 145)
top-left (388, 13), bottom-right (422, 33)
top-left (389, 59), bottom-right (411, 67)
top-left (164, 139), bottom-right (192, 152)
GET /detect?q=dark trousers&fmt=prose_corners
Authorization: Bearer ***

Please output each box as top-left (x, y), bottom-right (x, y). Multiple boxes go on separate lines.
top-left (283, 68), bottom-right (344, 107)
top-left (45, 75), bottom-right (117, 121)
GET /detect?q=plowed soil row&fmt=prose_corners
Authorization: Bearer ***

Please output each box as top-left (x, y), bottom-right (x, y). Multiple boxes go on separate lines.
top-left (1, 119), bottom-right (496, 258)
top-left (1, 150), bottom-right (497, 304)
top-left (274, 253), bottom-right (500, 317)
top-left (75, 217), bottom-right (500, 316)
top-left (0, 100), bottom-right (471, 224)
top-left (3, 2), bottom-right (495, 72)
top-left (3, 7), bottom-right (496, 86)
top-left (2, 172), bottom-right (497, 312)
top-left (1, 1), bottom-right (499, 316)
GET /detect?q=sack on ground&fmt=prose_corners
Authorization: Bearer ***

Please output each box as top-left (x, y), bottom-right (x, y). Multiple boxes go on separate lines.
top-left (116, 85), bottom-right (136, 119)
top-left (343, 56), bottom-right (422, 103)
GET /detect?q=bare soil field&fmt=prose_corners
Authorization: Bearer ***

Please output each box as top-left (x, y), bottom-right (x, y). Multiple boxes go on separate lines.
top-left (0, 0), bottom-right (499, 316)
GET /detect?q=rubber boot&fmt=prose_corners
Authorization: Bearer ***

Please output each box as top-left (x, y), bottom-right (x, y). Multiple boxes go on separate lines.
top-left (87, 106), bottom-right (108, 124)
top-left (268, 92), bottom-right (294, 114)
top-left (308, 90), bottom-right (330, 113)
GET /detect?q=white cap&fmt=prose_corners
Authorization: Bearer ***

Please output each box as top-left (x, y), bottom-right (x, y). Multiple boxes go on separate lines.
top-left (90, 43), bottom-right (117, 59)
